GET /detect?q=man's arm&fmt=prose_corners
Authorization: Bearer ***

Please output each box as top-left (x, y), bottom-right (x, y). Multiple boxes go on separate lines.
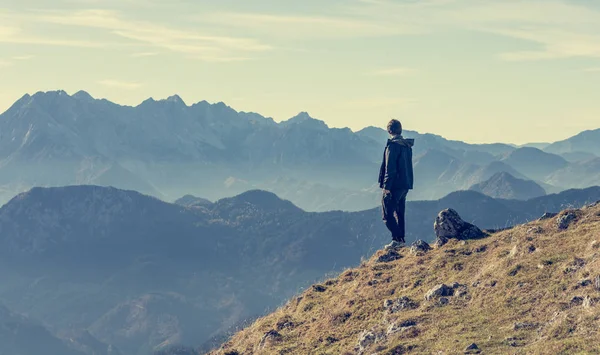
top-left (383, 144), bottom-right (399, 191)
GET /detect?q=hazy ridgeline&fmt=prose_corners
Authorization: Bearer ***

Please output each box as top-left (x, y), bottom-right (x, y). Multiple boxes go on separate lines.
top-left (1, 91), bottom-right (599, 211)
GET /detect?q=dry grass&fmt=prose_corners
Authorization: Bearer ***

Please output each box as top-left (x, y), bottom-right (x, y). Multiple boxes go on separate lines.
top-left (209, 204), bottom-right (600, 355)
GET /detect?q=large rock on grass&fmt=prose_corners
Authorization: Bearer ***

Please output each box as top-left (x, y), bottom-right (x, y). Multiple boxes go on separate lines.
top-left (434, 209), bottom-right (487, 245)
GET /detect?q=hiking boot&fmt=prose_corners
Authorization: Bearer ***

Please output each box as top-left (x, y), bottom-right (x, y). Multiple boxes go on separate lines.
top-left (385, 240), bottom-right (405, 250)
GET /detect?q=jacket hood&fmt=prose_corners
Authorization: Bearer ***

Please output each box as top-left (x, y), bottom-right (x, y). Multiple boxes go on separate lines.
top-left (389, 135), bottom-right (415, 147)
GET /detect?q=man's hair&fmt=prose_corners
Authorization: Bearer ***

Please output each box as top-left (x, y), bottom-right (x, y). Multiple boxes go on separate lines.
top-left (387, 119), bottom-right (402, 135)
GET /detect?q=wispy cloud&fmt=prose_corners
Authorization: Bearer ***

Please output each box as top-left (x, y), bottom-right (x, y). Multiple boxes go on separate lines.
top-left (2, 9), bottom-right (270, 61)
top-left (13, 55), bottom-right (34, 60)
top-left (199, 12), bottom-right (420, 39)
top-left (0, 60), bottom-right (12, 68)
top-left (130, 52), bottom-right (159, 57)
top-left (369, 67), bottom-right (417, 77)
top-left (347, 0), bottom-right (600, 62)
top-left (338, 97), bottom-right (417, 109)
top-left (98, 79), bottom-right (142, 89)
top-left (583, 67), bottom-right (600, 72)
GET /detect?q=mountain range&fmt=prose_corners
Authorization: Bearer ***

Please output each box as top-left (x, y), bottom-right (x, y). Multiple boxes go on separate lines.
top-left (1, 90), bottom-right (599, 211)
top-left (0, 185), bottom-right (599, 354)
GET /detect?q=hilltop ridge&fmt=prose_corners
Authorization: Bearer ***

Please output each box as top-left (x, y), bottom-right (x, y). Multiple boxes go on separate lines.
top-left (210, 202), bottom-right (600, 354)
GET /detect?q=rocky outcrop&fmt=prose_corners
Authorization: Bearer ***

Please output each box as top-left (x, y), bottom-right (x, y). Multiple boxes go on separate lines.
top-left (410, 240), bottom-right (432, 256)
top-left (434, 209), bottom-right (487, 246)
top-left (557, 210), bottom-right (578, 230)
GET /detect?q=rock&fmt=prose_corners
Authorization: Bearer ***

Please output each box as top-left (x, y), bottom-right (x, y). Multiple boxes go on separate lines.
top-left (557, 210), bottom-right (577, 230)
top-left (475, 245), bottom-right (487, 253)
top-left (527, 226), bottom-right (543, 234)
top-left (425, 284), bottom-right (454, 300)
top-left (564, 257), bottom-right (585, 274)
top-left (578, 279), bottom-right (592, 287)
top-left (586, 200), bottom-right (600, 208)
top-left (356, 330), bottom-right (379, 354)
top-left (465, 343), bottom-right (479, 350)
top-left (464, 343), bottom-right (480, 353)
top-left (384, 296), bottom-right (419, 313)
top-left (434, 209), bottom-right (487, 241)
top-left (538, 212), bottom-right (558, 221)
top-left (571, 296), bottom-right (585, 306)
top-left (377, 249), bottom-right (403, 263)
top-left (258, 330), bottom-right (282, 349)
top-left (312, 284), bottom-right (327, 292)
top-left (434, 236), bottom-right (449, 248)
top-left (595, 276), bottom-right (600, 291)
top-left (438, 297), bottom-right (450, 306)
top-left (583, 296), bottom-right (594, 308)
top-left (410, 240), bottom-right (432, 255)
top-left (513, 322), bottom-right (538, 330)
top-left (387, 320), bottom-right (417, 336)
top-left (528, 245), bottom-right (536, 253)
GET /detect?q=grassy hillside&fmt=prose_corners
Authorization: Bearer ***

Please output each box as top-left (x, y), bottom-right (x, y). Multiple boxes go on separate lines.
top-left (210, 202), bottom-right (600, 354)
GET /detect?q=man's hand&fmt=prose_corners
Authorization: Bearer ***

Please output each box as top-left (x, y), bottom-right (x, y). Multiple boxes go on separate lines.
top-left (383, 189), bottom-right (391, 195)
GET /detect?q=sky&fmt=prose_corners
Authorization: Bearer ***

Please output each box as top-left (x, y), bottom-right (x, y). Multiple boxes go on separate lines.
top-left (0, 0), bottom-right (599, 144)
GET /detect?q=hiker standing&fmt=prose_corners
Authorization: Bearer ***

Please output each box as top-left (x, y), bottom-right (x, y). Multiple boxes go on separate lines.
top-left (378, 119), bottom-right (414, 249)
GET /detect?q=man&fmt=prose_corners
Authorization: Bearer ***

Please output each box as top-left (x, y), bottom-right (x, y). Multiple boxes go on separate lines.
top-left (378, 119), bottom-right (414, 249)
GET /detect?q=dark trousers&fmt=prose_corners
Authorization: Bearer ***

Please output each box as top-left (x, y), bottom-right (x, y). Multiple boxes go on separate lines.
top-left (382, 189), bottom-right (409, 241)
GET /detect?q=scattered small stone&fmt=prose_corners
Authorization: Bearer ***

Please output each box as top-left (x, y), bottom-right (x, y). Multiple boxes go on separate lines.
top-left (410, 240), bottom-right (432, 255)
top-left (384, 296), bottom-right (419, 313)
top-left (313, 284), bottom-right (327, 292)
top-left (557, 210), bottom-right (577, 230)
top-left (464, 343), bottom-right (480, 354)
top-left (538, 212), bottom-right (558, 221)
top-left (514, 322), bottom-right (538, 330)
top-left (527, 226), bottom-right (543, 234)
top-left (325, 279), bottom-right (337, 286)
top-left (504, 337), bottom-right (524, 347)
top-left (425, 284), bottom-right (454, 300)
top-left (475, 245), bottom-right (487, 253)
top-left (387, 319), bottom-right (418, 335)
top-left (438, 297), bottom-right (450, 306)
top-left (508, 264), bottom-right (523, 276)
top-left (564, 257), bottom-right (586, 274)
top-left (595, 276), bottom-right (600, 291)
top-left (472, 281), bottom-right (480, 287)
top-left (325, 336), bottom-right (339, 344)
top-left (388, 345), bottom-right (415, 355)
top-left (528, 245), bottom-right (536, 253)
top-left (331, 311), bottom-right (352, 325)
top-left (276, 316), bottom-right (295, 330)
top-left (571, 296), bottom-right (585, 306)
top-left (258, 330), bottom-right (282, 349)
top-left (586, 200), bottom-right (600, 208)
top-left (377, 249), bottom-right (403, 263)
top-left (357, 331), bottom-right (376, 351)
top-left (434, 236), bottom-right (449, 248)
top-left (368, 280), bottom-right (379, 286)
top-left (583, 296), bottom-right (594, 308)
top-left (399, 319), bottom-right (417, 327)
top-left (356, 330), bottom-right (382, 354)
top-left (579, 279), bottom-right (592, 287)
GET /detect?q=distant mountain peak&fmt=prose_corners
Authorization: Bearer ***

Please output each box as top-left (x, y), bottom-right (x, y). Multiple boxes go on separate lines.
top-left (163, 94), bottom-right (186, 106)
top-left (73, 90), bottom-right (95, 101)
top-left (282, 111), bottom-right (329, 130)
top-left (469, 171), bottom-right (546, 200)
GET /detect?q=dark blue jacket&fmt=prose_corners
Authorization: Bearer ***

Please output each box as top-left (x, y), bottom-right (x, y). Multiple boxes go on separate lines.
top-left (378, 137), bottom-right (414, 190)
